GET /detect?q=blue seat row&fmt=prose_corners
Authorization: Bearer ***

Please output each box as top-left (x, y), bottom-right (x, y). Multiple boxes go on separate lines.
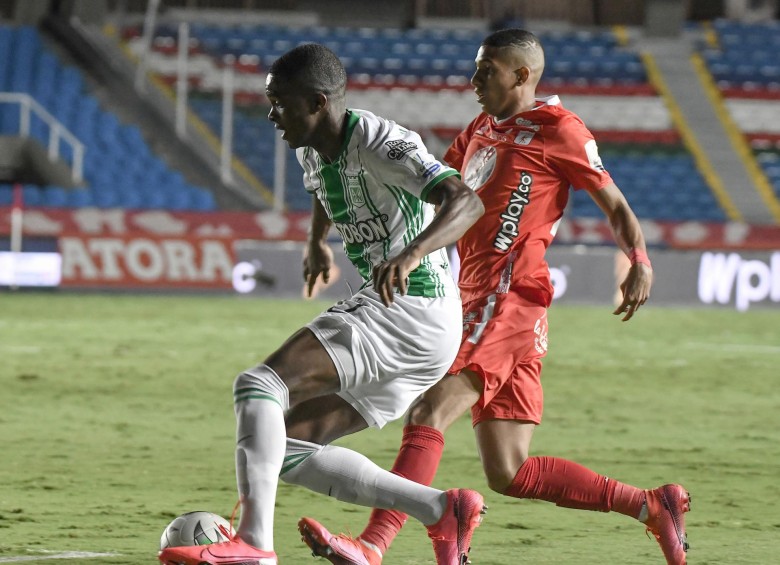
top-left (0, 183), bottom-right (216, 211)
top-left (189, 96), bottom-right (725, 219)
top-left (0, 24), bottom-right (218, 212)
top-left (569, 150), bottom-right (725, 222)
top-left (705, 61), bottom-right (780, 85)
top-left (756, 150), bottom-right (780, 199)
top-left (170, 23), bottom-right (617, 50)
top-left (160, 23), bottom-right (644, 85)
top-left (702, 20), bottom-right (780, 87)
top-left (190, 98), bottom-right (306, 209)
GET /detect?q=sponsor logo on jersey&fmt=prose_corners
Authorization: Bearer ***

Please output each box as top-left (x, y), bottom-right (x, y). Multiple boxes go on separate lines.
top-left (421, 161), bottom-right (442, 179)
top-left (513, 118), bottom-right (539, 145)
top-left (346, 176), bottom-right (365, 208)
top-left (486, 131), bottom-right (511, 143)
top-left (385, 139), bottom-right (418, 160)
top-left (534, 313), bottom-right (548, 354)
top-left (494, 171), bottom-right (533, 251)
top-left (409, 152), bottom-right (443, 179)
top-left (335, 215), bottom-right (390, 244)
top-left (584, 139), bottom-right (606, 172)
top-left (497, 251), bottom-right (517, 293)
top-left (514, 130), bottom-right (536, 145)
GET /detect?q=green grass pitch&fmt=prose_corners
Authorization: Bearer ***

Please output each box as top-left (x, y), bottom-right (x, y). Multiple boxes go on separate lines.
top-left (1, 292), bottom-right (778, 564)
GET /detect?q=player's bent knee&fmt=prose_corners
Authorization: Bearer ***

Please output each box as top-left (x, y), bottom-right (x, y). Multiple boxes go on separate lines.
top-left (405, 396), bottom-right (438, 427)
top-left (485, 473), bottom-right (515, 494)
top-left (405, 389), bottom-right (468, 430)
top-left (234, 364), bottom-right (290, 411)
top-left (483, 464), bottom-right (520, 494)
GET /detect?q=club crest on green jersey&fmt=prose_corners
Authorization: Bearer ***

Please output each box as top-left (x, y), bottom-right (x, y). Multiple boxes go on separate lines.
top-left (346, 175), bottom-right (366, 207)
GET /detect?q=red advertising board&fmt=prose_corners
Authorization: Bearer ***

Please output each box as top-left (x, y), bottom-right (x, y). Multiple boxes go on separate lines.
top-left (0, 207), bottom-right (312, 241)
top-left (58, 234), bottom-right (236, 289)
top-left (2, 206), bottom-right (780, 250)
top-left (2, 207), bottom-right (780, 290)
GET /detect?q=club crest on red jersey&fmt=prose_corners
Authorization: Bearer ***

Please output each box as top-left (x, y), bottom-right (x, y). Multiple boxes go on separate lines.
top-left (463, 145), bottom-right (497, 190)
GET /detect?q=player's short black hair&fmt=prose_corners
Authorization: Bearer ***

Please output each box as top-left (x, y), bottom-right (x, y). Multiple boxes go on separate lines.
top-left (482, 28), bottom-right (543, 52)
top-left (269, 43), bottom-right (347, 100)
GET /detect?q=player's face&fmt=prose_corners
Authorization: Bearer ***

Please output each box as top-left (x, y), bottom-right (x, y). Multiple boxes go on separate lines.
top-left (471, 46), bottom-right (524, 120)
top-left (266, 73), bottom-right (319, 148)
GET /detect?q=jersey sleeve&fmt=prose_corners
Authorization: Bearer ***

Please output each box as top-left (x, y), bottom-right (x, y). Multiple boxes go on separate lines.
top-left (364, 115), bottom-right (459, 201)
top-left (546, 114), bottom-right (613, 191)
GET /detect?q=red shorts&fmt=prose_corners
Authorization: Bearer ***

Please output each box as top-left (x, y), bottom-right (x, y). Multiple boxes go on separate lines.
top-left (448, 290), bottom-right (548, 426)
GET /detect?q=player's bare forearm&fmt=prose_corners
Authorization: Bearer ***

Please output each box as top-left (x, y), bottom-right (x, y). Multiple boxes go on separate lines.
top-left (307, 196), bottom-right (333, 244)
top-left (304, 197), bottom-right (334, 296)
top-left (373, 176), bottom-right (483, 306)
top-left (589, 182), bottom-right (653, 320)
top-left (408, 176), bottom-right (484, 261)
top-left (589, 183), bottom-right (647, 256)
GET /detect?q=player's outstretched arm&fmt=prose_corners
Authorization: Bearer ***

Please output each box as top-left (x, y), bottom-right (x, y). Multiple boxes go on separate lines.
top-left (304, 196), bottom-right (335, 298)
top-left (373, 176), bottom-right (484, 306)
top-left (588, 182), bottom-right (653, 321)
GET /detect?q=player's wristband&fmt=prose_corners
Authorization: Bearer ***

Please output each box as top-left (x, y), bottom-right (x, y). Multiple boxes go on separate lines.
top-left (628, 248), bottom-right (652, 268)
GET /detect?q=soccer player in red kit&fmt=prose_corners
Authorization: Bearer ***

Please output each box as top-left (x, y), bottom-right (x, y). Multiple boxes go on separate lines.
top-left (298, 29), bottom-right (690, 565)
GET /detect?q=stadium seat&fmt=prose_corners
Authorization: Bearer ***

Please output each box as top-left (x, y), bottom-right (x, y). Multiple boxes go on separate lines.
top-left (21, 184), bottom-right (43, 206)
top-left (1, 24), bottom-right (219, 211)
top-left (42, 186), bottom-right (68, 207)
top-left (0, 184), bottom-right (12, 206)
top-left (66, 188), bottom-right (93, 207)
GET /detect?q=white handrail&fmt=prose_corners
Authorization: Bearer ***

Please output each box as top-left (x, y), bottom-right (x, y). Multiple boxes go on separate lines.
top-left (220, 57), bottom-right (235, 185)
top-left (0, 92), bottom-right (85, 184)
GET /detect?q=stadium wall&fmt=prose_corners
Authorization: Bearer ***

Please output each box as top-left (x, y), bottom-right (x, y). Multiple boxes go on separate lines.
top-left (2, 206), bottom-right (779, 311)
top-left (234, 241), bottom-right (780, 312)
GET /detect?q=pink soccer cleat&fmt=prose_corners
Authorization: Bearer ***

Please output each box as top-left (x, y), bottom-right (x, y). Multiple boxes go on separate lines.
top-left (426, 489), bottom-right (486, 565)
top-left (298, 517), bottom-right (382, 565)
top-left (158, 534), bottom-right (277, 565)
top-left (644, 484), bottom-right (691, 565)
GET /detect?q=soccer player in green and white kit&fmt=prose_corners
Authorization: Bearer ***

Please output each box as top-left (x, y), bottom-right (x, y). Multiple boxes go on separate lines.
top-left (158, 43), bottom-right (485, 565)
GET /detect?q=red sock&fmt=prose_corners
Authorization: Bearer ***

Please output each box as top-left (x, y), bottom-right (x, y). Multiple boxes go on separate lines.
top-left (359, 425), bottom-right (444, 553)
top-left (505, 456), bottom-right (645, 518)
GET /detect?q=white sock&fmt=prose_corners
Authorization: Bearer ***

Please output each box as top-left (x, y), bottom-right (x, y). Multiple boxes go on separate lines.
top-left (233, 366), bottom-right (289, 550)
top-left (281, 440), bottom-right (447, 526)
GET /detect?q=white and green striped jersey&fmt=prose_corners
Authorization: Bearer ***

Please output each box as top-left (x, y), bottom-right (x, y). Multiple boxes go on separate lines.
top-left (296, 108), bottom-right (459, 298)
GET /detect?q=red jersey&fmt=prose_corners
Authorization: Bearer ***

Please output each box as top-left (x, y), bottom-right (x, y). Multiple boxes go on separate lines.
top-left (444, 96), bottom-right (613, 306)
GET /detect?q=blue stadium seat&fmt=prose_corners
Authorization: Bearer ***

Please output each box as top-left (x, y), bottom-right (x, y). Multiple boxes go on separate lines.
top-left (1, 23), bottom-right (221, 211)
top-left (191, 189), bottom-right (217, 211)
top-left (22, 185), bottom-right (42, 206)
top-left (42, 186), bottom-right (68, 207)
top-left (92, 188), bottom-right (120, 209)
top-left (0, 184), bottom-right (12, 205)
top-left (66, 188), bottom-right (93, 207)
top-left (704, 20), bottom-right (780, 86)
top-left (138, 189), bottom-right (167, 209)
top-left (181, 23), bottom-right (646, 84)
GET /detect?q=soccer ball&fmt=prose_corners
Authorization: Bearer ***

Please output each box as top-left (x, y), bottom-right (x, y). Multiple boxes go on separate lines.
top-left (160, 511), bottom-right (234, 550)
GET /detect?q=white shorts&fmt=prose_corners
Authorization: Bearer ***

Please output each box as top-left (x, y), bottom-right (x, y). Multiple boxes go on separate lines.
top-left (307, 287), bottom-right (462, 428)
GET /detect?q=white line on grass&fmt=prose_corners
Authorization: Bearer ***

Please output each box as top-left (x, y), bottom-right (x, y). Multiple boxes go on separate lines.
top-left (0, 552), bottom-right (119, 563)
top-left (684, 342), bottom-right (780, 354)
top-left (0, 345), bottom-right (42, 353)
